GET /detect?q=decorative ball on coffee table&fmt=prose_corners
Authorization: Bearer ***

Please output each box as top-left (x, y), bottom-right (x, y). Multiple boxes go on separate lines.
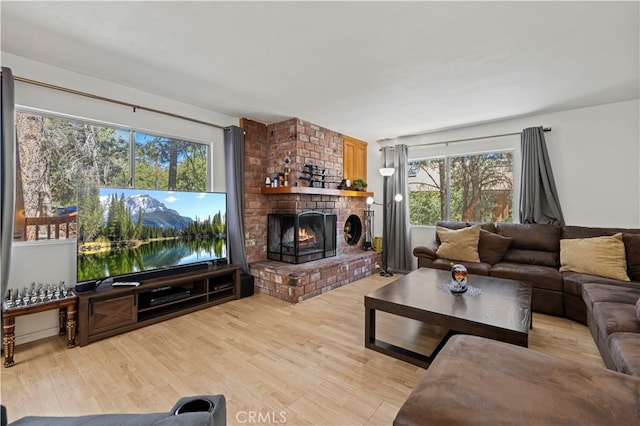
top-left (450, 264), bottom-right (468, 293)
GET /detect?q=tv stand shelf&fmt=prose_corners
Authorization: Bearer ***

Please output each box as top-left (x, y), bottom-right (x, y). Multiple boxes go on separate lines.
top-left (77, 265), bottom-right (240, 346)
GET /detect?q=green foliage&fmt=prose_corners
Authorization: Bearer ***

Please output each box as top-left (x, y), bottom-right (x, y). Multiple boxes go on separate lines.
top-left (77, 186), bottom-right (103, 242)
top-left (42, 116), bottom-right (130, 207)
top-left (352, 178), bottom-right (368, 190)
top-left (105, 194), bottom-right (134, 241)
top-left (16, 112), bottom-right (209, 228)
top-left (134, 135), bottom-right (207, 191)
top-left (409, 152), bottom-right (513, 225)
top-left (409, 191), bottom-right (441, 225)
top-left (183, 211), bottom-right (226, 238)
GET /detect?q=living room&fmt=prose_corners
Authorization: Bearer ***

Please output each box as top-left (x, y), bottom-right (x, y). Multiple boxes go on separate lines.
top-left (1, 2), bottom-right (639, 425)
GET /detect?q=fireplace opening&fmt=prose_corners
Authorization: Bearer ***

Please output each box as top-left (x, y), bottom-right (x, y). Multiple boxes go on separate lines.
top-left (267, 211), bottom-right (337, 264)
top-left (344, 214), bottom-right (362, 246)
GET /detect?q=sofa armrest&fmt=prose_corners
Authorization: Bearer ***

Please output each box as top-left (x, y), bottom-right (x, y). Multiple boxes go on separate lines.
top-left (413, 240), bottom-right (440, 268)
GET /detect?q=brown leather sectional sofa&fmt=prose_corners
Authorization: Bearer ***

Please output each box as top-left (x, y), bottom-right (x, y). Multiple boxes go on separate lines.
top-left (398, 223), bottom-right (640, 423)
top-left (413, 221), bottom-right (640, 324)
top-left (413, 221), bottom-right (640, 377)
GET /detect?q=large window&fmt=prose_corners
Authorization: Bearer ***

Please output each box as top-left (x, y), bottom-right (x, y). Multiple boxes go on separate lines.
top-left (15, 109), bottom-right (209, 241)
top-left (408, 151), bottom-right (514, 225)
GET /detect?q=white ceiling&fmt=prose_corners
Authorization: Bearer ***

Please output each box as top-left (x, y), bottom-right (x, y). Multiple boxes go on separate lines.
top-left (1, 1), bottom-right (639, 142)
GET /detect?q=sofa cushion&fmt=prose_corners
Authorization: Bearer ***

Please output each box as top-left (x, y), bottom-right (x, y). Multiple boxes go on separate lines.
top-left (564, 272), bottom-right (640, 297)
top-left (478, 229), bottom-right (513, 265)
top-left (581, 283), bottom-right (640, 311)
top-left (560, 233), bottom-right (630, 282)
top-left (436, 225), bottom-right (480, 263)
top-left (496, 222), bottom-right (561, 252)
top-left (496, 223), bottom-right (560, 268)
top-left (501, 249), bottom-right (559, 268)
top-left (623, 233), bottom-right (640, 281)
top-left (490, 262), bottom-right (563, 292)
top-left (608, 333), bottom-right (640, 377)
top-left (592, 302), bottom-right (640, 338)
top-left (434, 221), bottom-right (470, 243)
top-left (562, 226), bottom-right (640, 281)
top-left (434, 221), bottom-right (496, 243)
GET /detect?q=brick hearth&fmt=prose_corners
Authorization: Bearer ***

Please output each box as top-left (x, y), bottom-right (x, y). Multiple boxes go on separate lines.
top-left (249, 251), bottom-right (380, 303)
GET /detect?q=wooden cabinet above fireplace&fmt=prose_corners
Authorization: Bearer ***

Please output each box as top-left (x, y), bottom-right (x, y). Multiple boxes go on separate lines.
top-left (343, 135), bottom-right (368, 183)
top-left (261, 187), bottom-right (373, 198)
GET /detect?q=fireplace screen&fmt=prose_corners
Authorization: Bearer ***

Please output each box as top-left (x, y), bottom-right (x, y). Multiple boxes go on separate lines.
top-left (267, 211), bottom-right (337, 264)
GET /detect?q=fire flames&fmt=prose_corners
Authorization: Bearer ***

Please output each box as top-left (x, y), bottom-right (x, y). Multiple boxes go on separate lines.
top-left (298, 227), bottom-right (315, 242)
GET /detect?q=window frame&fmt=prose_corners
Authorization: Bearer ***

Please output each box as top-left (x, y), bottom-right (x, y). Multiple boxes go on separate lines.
top-left (14, 106), bottom-right (212, 243)
top-left (407, 139), bottom-right (521, 227)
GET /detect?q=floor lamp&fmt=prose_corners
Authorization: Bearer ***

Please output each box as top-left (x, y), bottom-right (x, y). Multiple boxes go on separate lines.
top-left (377, 167), bottom-right (402, 277)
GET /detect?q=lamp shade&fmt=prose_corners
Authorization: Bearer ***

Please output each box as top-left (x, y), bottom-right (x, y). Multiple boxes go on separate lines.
top-left (379, 167), bottom-right (395, 177)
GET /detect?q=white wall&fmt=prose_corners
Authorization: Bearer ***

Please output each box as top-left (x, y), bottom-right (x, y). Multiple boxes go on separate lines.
top-left (3, 53), bottom-right (240, 344)
top-left (373, 99), bottom-right (640, 270)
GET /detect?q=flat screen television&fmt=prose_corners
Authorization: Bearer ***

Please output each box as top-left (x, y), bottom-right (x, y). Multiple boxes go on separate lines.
top-left (76, 187), bottom-right (227, 284)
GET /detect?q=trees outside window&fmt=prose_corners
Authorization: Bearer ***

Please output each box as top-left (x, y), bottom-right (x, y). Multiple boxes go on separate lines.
top-left (408, 151), bottom-right (513, 225)
top-left (134, 132), bottom-right (207, 191)
top-left (15, 110), bottom-right (208, 241)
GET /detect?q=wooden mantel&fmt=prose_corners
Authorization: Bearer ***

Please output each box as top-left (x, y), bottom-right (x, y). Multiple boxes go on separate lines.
top-left (261, 186), bottom-right (373, 198)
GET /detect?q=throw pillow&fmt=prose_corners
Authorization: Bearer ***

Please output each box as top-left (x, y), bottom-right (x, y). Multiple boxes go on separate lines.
top-left (560, 233), bottom-right (630, 282)
top-left (436, 225), bottom-right (481, 263)
top-left (478, 229), bottom-right (513, 265)
top-left (623, 233), bottom-right (640, 281)
top-left (636, 297), bottom-right (640, 321)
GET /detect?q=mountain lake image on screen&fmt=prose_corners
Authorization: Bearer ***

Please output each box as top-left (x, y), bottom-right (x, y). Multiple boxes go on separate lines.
top-left (76, 187), bottom-right (227, 284)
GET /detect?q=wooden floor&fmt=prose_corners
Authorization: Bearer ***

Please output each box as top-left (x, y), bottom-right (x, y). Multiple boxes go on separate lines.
top-left (1, 273), bottom-right (604, 425)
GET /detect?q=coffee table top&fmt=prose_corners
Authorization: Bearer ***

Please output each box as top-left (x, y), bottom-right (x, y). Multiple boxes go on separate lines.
top-left (365, 268), bottom-right (532, 341)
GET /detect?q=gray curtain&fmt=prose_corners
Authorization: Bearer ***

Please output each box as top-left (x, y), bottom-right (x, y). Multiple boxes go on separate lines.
top-left (1, 67), bottom-right (16, 299)
top-left (224, 125), bottom-right (248, 274)
top-left (520, 126), bottom-right (565, 226)
top-left (382, 145), bottom-right (412, 273)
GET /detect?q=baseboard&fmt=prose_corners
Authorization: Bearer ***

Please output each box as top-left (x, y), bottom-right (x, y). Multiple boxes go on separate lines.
top-left (14, 327), bottom-right (60, 346)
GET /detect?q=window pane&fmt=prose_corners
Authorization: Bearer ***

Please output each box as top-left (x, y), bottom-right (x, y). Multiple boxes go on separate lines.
top-left (408, 158), bottom-right (446, 225)
top-left (408, 151), bottom-right (513, 226)
top-left (449, 152), bottom-right (513, 222)
top-left (134, 132), bottom-right (207, 191)
top-left (15, 111), bottom-right (130, 241)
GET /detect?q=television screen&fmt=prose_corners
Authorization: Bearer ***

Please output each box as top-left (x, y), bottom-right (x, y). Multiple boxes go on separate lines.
top-left (77, 187), bottom-right (227, 283)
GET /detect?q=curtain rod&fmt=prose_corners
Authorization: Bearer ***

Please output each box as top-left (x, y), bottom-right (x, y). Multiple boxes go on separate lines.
top-left (379, 127), bottom-right (552, 150)
top-left (12, 75), bottom-right (229, 131)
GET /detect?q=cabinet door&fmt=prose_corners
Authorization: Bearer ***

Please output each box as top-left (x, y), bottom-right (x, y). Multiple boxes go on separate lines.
top-left (343, 136), bottom-right (368, 182)
top-left (88, 294), bottom-right (136, 335)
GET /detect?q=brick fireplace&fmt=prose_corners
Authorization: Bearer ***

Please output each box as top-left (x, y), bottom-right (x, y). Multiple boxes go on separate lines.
top-left (241, 117), bottom-right (380, 302)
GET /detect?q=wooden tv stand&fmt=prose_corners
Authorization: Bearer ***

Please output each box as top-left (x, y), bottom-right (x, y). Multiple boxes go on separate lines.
top-left (77, 265), bottom-right (240, 346)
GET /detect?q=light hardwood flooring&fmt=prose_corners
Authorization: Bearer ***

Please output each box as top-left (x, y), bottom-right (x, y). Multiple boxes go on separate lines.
top-left (1, 273), bottom-right (604, 425)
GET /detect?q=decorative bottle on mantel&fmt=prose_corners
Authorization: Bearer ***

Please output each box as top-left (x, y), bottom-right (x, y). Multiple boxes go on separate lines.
top-left (284, 155), bottom-right (291, 187)
top-left (265, 176), bottom-right (271, 187)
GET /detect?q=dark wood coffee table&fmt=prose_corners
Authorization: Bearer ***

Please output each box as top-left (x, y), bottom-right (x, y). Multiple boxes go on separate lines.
top-left (365, 268), bottom-right (532, 368)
